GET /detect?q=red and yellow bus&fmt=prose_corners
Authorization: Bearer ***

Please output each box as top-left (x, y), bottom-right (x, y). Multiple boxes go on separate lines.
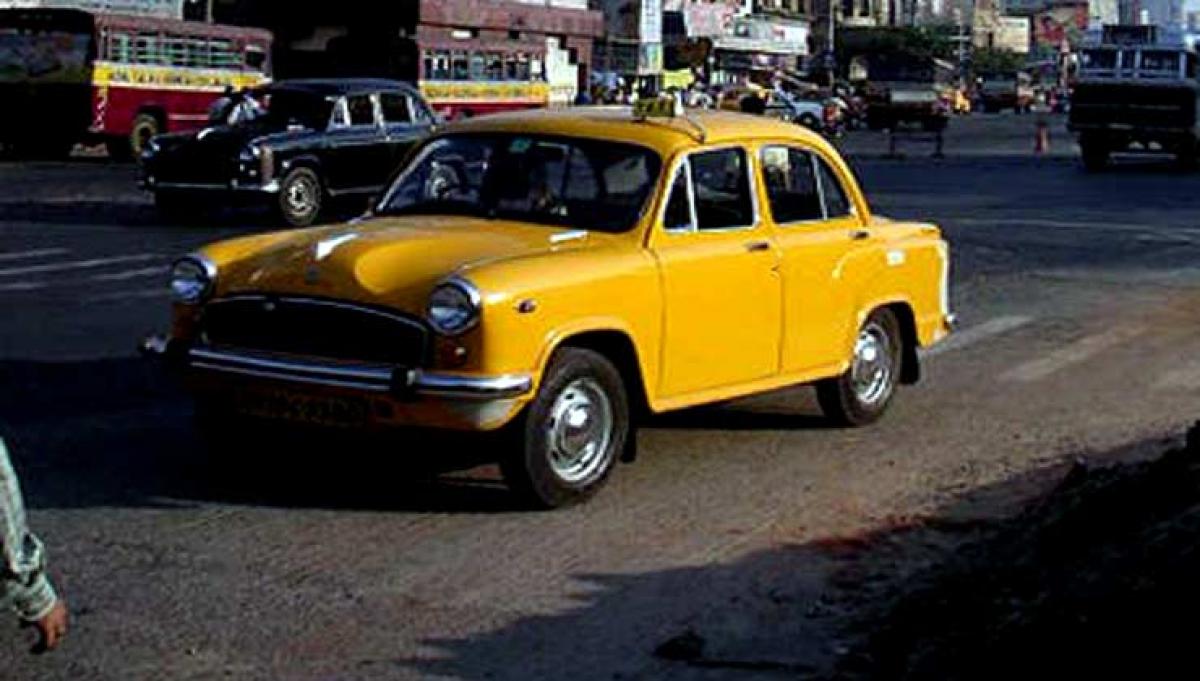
top-left (418, 47), bottom-right (549, 119)
top-left (0, 8), bottom-right (271, 159)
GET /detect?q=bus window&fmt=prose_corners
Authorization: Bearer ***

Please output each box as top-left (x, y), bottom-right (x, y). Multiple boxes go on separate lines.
top-left (516, 54), bottom-right (531, 81)
top-left (451, 51), bottom-right (468, 80)
top-left (469, 52), bottom-right (485, 81)
top-left (108, 32), bottom-right (133, 63)
top-left (135, 34), bottom-right (164, 65)
top-left (244, 46), bottom-right (266, 71)
top-left (210, 39), bottom-right (236, 68)
top-left (487, 53), bottom-right (503, 81)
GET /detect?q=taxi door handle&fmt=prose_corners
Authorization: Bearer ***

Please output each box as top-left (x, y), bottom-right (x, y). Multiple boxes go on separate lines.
top-left (744, 240), bottom-right (772, 253)
top-left (850, 229), bottom-right (872, 241)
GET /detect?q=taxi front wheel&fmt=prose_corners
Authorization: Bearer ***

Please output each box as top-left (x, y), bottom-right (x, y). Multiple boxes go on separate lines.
top-left (501, 348), bottom-right (629, 509)
top-left (817, 308), bottom-right (903, 427)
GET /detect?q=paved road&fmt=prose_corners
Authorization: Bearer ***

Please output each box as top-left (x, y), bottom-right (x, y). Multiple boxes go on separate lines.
top-left (1, 114), bottom-right (1198, 680)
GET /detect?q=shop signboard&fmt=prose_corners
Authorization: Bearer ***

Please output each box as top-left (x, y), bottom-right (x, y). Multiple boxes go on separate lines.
top-left (638, 42), bottom-right (662, 74)
top-left (640, 0), bottom-right (662, 42)
top-left (0, 0), bottom-right (183, 17)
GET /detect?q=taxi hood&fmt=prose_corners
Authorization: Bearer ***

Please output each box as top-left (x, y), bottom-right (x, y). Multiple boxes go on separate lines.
top-left (208, 215), bottom-right (606, 311)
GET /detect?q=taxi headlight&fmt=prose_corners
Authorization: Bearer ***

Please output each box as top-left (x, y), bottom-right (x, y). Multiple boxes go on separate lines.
top-left (170, 256), bottom-right (216, 305)
top-left (426, 279), bottom-right (480, 336)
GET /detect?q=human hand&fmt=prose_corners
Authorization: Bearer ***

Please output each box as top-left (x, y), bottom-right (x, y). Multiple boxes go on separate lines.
top-left (26, 600), bottom-right (68, 654)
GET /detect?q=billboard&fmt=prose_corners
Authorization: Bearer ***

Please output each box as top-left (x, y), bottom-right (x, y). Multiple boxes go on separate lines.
top-left (1032, 2), bottom-right (1088, 55)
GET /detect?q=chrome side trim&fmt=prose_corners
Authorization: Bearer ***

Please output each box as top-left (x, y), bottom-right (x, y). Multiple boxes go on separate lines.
top-left (184, 346), bottom-right (532, 400)
top-left (152, 181), bottom-right (280, 193)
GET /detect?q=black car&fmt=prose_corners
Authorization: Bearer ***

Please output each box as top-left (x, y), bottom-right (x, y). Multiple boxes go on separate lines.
top-left (140, 79), bottom-right (436, 227)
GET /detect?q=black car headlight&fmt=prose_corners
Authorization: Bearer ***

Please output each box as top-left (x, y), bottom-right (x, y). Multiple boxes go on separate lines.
top-left (170, 255), bottom-right (216, 305)
top-left (141, 137), bottom-right (161, 160)
top-left (426, 278), bottom-right (480, 336)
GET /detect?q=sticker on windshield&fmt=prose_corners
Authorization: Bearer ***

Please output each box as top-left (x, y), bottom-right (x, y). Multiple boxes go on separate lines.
top-left (508, 137), bottom-right (532, 154)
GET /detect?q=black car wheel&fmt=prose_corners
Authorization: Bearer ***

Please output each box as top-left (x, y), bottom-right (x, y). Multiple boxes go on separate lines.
top-left (277, 167), bottom-right (324, 227)
top-left (817, 308), bottom-right (903, 427)
top-left (500, 348), bottom-right (628, 509)
top-left (1080, 138), bottom-right (1109, 172)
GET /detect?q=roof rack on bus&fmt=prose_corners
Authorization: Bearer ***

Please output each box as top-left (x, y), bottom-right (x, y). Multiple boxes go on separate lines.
top-left (632, 94), bottom-right (708, 143)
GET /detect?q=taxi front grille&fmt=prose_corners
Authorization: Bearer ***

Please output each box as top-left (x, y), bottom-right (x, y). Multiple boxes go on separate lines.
top-left (199, 295), bottom-right (430, 368)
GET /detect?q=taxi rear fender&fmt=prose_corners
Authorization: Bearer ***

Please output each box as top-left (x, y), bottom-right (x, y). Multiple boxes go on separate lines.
top-left (848, 296), bottom-right (921, 385)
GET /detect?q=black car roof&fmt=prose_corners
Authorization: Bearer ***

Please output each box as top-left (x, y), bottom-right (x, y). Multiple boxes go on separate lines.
top-left (266, 79), bottom-right (419, 97)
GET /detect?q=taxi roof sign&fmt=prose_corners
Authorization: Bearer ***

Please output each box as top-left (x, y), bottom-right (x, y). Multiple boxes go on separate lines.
top-left (633, 96), bottom-right (681, 119)
top-left (632, 93), bottom-right (708, 142)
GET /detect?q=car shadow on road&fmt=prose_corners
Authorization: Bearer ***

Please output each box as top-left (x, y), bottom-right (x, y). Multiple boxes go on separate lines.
top-left (397, 429), bottom-right (1200, 681)
top-left (0, 356), bottom-right (520, 514)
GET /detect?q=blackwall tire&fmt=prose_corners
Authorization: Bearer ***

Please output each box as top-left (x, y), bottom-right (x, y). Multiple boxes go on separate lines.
top-left (816, 308), bottom-right (903, 428)
top-left (500, 348), bottom-right (629, 509)
top-left (276, 166), bottom-right (323, 227)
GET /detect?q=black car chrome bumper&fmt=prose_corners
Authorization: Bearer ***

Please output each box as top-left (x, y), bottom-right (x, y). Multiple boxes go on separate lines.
top-left (140, 177), bottom-right (281, 194)
top-left (140, 336), bottom-right (533, 400)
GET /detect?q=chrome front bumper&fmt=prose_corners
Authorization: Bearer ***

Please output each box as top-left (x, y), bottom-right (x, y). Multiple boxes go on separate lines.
top-left (140, 337), bottom-right (532, 400)
top-left (140, 178), bottom-right (281, 194)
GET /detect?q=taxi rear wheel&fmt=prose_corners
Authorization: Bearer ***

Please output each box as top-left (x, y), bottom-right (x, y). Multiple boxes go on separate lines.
top-left (817, 308), bottom-right (903, 427)
top-left (501, 348), bottom-right (629, 509)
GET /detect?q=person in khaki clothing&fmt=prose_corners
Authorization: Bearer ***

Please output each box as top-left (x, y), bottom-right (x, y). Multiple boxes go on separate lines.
top-left (1, 438), bottom-right (67, 653)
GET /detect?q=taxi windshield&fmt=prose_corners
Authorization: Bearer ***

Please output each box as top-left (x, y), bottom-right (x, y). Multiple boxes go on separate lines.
top-left (378, 133), bottom-right (662, 233)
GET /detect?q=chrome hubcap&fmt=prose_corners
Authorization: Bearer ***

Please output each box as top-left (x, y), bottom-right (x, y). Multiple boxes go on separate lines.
top-left (545, 378), bottom-right (613, 484)
top-left (286, 177), bottom-right (318, 216)
top-left (851, 321), bottom-right (895, 406)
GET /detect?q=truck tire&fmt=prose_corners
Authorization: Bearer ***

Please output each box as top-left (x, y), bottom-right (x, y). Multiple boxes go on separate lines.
top-left (1174, 141), bottom-right (1197, 171)
top-left (1080, 139), bottom-right (1109, 172)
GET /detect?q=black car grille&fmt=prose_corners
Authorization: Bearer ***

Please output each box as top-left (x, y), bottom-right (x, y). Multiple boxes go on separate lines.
top-left (1070, 82), bottom-right (1197, 130)
top-left (200, 296), bottom-right (430, 367)
top-left (152, 146), bottom-right (239, 184)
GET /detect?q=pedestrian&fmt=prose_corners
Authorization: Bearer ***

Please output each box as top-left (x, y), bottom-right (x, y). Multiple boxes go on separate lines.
top-left (739, 93), bottom-right (765, 115)
top-left (1, 437), bottom-right (67, 654)
top-left (207, 85), bottom-right (236, 124)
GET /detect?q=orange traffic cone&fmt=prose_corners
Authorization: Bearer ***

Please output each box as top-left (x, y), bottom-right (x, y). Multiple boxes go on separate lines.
top-left (1034, 119), bottom-right (1050, 154)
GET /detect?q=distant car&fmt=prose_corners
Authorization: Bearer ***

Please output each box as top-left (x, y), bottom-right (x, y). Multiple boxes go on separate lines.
top-left (767, 91), bottom-right (826, 130)
top-left (140, 79), bottom-right (437, 227)
top-left (144, 104), bottom-right (954, 508)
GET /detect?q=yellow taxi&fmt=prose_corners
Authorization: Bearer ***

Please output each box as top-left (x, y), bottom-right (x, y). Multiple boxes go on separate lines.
top-left (145, 102), bottom-right (953, 508)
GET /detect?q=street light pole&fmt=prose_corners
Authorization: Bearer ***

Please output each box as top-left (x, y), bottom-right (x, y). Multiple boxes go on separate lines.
top-left (827, 0), bottom-right (836, 86)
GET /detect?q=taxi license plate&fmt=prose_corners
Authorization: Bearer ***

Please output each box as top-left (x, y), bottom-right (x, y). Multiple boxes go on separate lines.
top-left (232, 389), bottom-right (370, 428)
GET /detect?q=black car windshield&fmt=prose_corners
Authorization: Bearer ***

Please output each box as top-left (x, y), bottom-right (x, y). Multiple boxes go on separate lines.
top-left (378, 133), bottom-right (662, 233)
top-left (224, 88), bottom-right (333, 130)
